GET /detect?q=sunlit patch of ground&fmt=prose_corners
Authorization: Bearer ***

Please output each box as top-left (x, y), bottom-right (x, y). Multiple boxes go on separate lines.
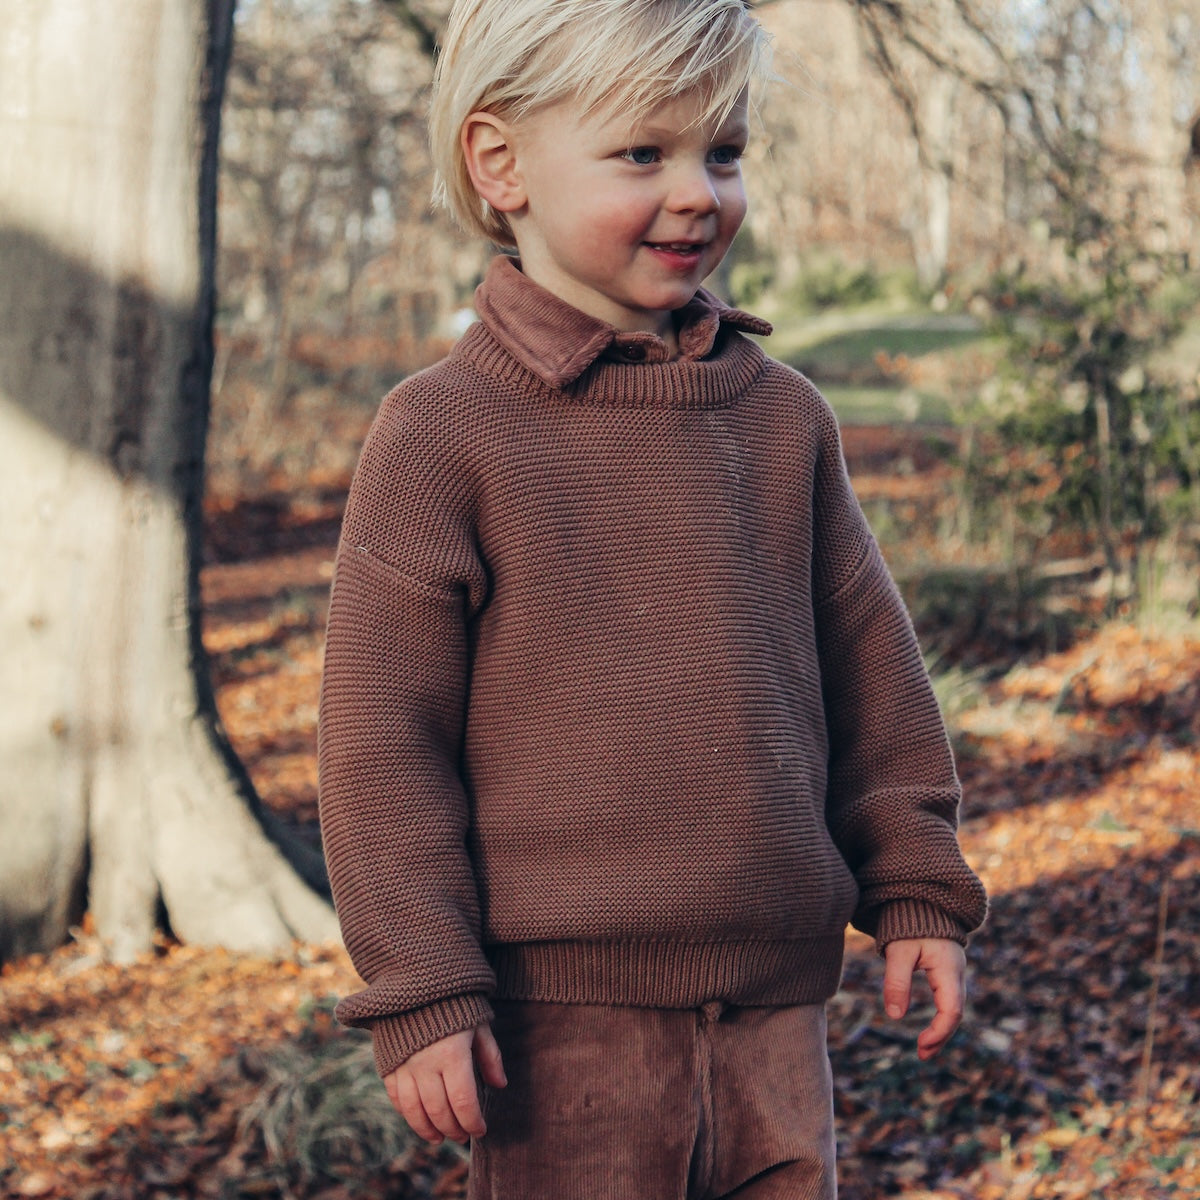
top-left (2, 492), bottom-right (1197, 1198)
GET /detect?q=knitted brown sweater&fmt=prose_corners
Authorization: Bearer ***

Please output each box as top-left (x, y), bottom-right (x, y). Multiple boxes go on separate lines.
top-left (318, 256), bottom-right (988, 1077)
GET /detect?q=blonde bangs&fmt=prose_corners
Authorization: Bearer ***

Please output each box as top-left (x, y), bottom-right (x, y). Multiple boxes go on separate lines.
top-left (430, 0), bottom-right (772, 245)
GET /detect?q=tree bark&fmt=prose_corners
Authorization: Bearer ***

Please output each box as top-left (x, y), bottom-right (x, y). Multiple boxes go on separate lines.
top-left (0, 0), bottom-right (336, 963)
top-left (913, 65), bottom-right (957, 287)
top-left (1139, 0), bottom-right (1194, 254)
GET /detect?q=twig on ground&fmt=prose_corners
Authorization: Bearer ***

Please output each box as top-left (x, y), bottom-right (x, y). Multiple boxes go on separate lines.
top-left (1135, 876), bottom-right (1171, 1129)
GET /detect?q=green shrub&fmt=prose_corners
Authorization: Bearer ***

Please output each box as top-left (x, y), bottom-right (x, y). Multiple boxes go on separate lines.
top-left (957, 226), bottom-right (1200, 613)
top-left (788, 253), bottom-right (881, 312)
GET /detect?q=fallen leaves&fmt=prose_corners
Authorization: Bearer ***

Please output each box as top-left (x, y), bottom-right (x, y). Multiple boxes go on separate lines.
top-left (2, 482), bottom-right (1198, 1199)
top-left (826, 621), bottom-right (1200, 1199)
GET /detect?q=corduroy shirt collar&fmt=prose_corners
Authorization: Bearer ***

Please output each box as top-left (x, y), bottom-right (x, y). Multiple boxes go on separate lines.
top-left (472, 255), bottom-right (772, 389)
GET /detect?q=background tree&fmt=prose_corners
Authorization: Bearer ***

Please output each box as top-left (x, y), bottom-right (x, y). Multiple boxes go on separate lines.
top-left (0, 0), bottom-right (337, 964)
top-left (211, 0), bottom-right (481, 492)
top-left (5, 0), bottom-right (1197, 966)
top-left (838, 0), bottom-right (1200, 604)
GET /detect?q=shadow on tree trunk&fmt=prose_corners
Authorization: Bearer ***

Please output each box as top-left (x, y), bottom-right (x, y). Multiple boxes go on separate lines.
top-left (0, 0), bottom-right (334, 966)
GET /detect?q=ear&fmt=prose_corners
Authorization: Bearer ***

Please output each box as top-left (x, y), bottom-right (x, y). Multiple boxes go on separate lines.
top-left (461, 112), bottom-right (526, 215)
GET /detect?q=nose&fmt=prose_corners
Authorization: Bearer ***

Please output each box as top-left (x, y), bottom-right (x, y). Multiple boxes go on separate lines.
top-left (668, 164), bottom-right (720, 215)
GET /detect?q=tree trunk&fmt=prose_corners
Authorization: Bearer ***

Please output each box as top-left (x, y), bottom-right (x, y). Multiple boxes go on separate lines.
top-left (0, 0), bottom-right (337, 963)
top-left (913, 68), bottom-right (956, 289)
top-left (1140, 0), bottom-right (1194, 255)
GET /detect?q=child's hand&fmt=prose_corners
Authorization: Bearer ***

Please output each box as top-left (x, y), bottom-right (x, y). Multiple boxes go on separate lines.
top-left (882, 937), bottom-right (966, 1060)
top-left (383, 1023), bottom-right (507, 1144)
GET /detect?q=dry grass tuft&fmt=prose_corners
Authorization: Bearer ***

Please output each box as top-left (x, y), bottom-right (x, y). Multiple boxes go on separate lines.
top-left (234, 1003), bottom-right (467, 1193)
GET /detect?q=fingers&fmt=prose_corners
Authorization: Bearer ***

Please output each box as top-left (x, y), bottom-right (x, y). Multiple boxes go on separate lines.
top-left (384, 1067), bottom-right (401, 1112)
top-left (916, 998), bottom-right (962, 1060)
top-left (383, 1025), bottom-right (497, 1145)
top-left (445, 1040), bottom-right (490, 1140)
top-left (882, 939), bottom-right (920, 1019)
top-left (416, 1065), bottom-right (476, 1144)
top-left (918, 944), bottom-right (966, 1060)
top-left (473, 1022), bottom-right (508, 1089)
top-left (884, 938), bottom-right (967, 1059)
top-left (390, 1067), bottom-right (445, 1144)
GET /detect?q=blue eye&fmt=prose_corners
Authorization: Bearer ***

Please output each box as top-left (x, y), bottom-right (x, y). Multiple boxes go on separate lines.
top-left (624, 146), bottom-right (660, 165)
top-left (708, 145), bottom-right (743, 166)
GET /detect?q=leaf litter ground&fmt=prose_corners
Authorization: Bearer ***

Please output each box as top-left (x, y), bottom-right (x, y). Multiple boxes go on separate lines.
top-left (2, 464), bottom-right (1197, 1199)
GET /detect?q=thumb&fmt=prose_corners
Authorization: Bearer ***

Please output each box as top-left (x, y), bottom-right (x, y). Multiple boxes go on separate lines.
top-left (473, 1023), bottom-right (507, 1088)
top-left (882, 940), bottom-right (920, 1020)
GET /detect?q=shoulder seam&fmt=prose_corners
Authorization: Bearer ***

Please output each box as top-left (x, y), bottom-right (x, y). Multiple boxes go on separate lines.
top-left (812, 540), bottom-right (878, 611)
top-left (343, 543), bottom-right (463, 604)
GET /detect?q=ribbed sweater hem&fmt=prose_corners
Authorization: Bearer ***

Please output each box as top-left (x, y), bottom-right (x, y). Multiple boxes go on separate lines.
top-left (487, 937), bottom-right (847, 1008)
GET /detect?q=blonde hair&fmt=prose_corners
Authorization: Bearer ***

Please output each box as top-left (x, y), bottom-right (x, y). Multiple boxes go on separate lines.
top-left (429, 0), bottom-right (771, 245)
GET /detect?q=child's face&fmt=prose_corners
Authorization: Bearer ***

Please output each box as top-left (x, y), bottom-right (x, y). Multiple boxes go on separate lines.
top-left (502, 90), bottom-right (749, 342)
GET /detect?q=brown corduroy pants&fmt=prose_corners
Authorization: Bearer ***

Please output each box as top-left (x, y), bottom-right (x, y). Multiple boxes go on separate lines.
top-left (469, 1000), bottom-right (837, 1200)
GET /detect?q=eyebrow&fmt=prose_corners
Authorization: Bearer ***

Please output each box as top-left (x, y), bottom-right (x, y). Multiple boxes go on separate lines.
top-left (714, 119), bottom-right (750, 142)
top-left (629, 118), bottom-right (750, 143)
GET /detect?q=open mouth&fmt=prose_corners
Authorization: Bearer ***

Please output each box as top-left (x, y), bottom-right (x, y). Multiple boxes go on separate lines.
top-left (645, 242), bottom-right (705, 254)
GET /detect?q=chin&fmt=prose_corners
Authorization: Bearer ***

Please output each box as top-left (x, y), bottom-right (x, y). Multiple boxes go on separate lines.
top-left (633, 278), bottom-right (703, 306)
top-left (651, 285), bottom-right (703, 311)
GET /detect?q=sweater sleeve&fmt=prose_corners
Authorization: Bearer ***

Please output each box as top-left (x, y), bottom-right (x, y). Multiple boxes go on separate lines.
top-left (809, 403), bottom-right (987, 950)
top-left (317, 387), bottom-right (496, 1077)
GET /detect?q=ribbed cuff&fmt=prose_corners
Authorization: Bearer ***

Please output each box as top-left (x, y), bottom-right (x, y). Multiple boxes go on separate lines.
top-left (871, 900), bottom-right (970, 955)
top-left (488, 937), bottom-right (846, 1008)
top-left (367, 993), bottom-right (495, 1078)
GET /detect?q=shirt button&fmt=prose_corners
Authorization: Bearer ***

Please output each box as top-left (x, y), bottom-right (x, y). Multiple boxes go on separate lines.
top-left (623, 345), bottom-right (646, 361)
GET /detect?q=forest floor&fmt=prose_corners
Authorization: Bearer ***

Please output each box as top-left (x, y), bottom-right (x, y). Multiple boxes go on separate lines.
top-left (3, 428), bottom-right (1199, 1199)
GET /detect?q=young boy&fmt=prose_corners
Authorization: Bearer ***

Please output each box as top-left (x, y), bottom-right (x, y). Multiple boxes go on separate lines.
top-left (318, 1), bottom-right (988, 1196)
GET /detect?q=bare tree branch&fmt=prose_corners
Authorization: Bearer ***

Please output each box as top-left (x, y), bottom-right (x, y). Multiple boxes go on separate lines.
top-left (380, 0), bottom-right (440, 59)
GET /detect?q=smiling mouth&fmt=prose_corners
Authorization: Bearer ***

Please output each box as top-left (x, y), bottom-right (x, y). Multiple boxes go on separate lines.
top-left (645, 241), bottom-right (706, 255)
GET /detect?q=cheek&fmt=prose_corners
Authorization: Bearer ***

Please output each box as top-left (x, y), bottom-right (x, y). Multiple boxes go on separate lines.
top-left (536, 194), bottom-right (611, 259)
top-left (583, 201), bottom-right (656, 250)
top-left (719, 187), bottom-right (748, 241)
top-left (570, 214), bottom-right (624, 259)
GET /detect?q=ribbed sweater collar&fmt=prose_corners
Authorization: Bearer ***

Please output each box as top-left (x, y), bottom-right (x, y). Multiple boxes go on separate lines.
top-left (464, 255), bottom-right (773, 406)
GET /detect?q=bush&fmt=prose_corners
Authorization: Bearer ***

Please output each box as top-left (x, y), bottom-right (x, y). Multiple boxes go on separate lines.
top-left (787, 253), bottom-right (882, 312)
top-left (957, 226), bottom-right (1200, 613)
